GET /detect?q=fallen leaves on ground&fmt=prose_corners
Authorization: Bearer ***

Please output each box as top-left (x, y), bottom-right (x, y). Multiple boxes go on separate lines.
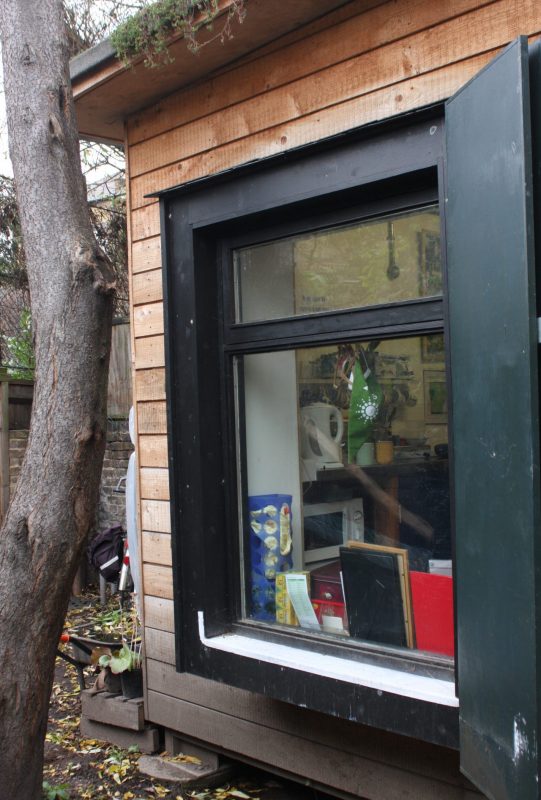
top-left (47, 592), bottom-right (274, 800)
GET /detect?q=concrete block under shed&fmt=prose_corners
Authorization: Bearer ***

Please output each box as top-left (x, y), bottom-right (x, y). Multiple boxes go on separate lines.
top-left (164, 730), bottom-right (220, 770)
top-left (139, 754), bottom-right (233, 788)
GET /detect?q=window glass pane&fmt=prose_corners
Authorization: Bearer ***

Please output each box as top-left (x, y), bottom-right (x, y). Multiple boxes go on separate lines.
top-left (234, 206), bottom-right (441, 322)
top-left (238, 334), bottom-right (453, 657)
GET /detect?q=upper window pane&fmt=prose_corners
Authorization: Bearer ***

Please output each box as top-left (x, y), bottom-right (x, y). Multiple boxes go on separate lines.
top-left (234, 206), bottom-right (441, 323)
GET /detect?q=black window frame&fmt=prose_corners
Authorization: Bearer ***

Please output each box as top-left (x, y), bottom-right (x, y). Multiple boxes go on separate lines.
top-left (158, 109), bottom-right (460, 748)
top-left (222, 195), bottom-right (451, 664)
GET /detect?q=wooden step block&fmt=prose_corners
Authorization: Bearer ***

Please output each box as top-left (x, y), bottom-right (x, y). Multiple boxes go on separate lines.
top-left (81, 690), bottom-right (145, 731)
top-left (80, 716), bottom-right (160, 754)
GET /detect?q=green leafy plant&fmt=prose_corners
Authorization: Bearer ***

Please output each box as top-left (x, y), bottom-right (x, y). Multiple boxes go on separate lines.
top-left (98, 642), bottom-right (141, 674)
top-left (3, 308), bottom-right (35, 379)
top-left (42, 782), bottom-right (70, 800)
top-left (111, 0), bottom-right (246, 67)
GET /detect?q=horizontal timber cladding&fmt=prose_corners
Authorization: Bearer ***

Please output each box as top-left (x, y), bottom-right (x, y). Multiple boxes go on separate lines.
top-left (137, 402), bottom-right (167, 435)
top-left (142, 531), bottom-right (172, 566)
top-left (132, 236), bottom-right (161, 274)
top-left (144, 662), bottom-right (470, 787)
top-left (132, 269), bottom-right (163, 306)
top-left (145, 689), bottom-right (481, 800)
top-left (129, 4), bottom-right (519, 179)
top-left (132, 204), bottom-right (160, 243)
top-left (127, 0), bottom-right (496, 153)
top-left (144, 627), bottom-right (175, 664)
top-left (144, 596), bottom-right (175, 632)
top-left (133, 302), bottom-right (164, 339)
top-left (135, 369), bottom-right (165, 402)
top-left (134, 336), bottom-right (165, 370)
top-left (127, 4), bottom-right (541, 213)
top-left (129, 55), bottom-right (488, 216)
top-left (139, 435), bottom-right (168, 468)
top-left (140, 468), bottom-right (169, 501)
top-left (143, 563), bottom-right (174, 600)
top-left (141, 499), bottom-right (171, 534)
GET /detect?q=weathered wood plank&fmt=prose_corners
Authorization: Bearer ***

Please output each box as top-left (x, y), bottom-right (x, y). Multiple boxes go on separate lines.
top-left (127, 0), bottom-right (489, 147)
top-left (146, 691), bottom-right (480, 800)
top-left (142, 530), bottom-right (172, 566)
top-left (107, 323), bottom-right (132, 418)
top-left (145, 659), bottom-right (475, 788)
top-left (133, 268), bottom-right (163, 305)
top-left (134, 336), bottom-right (165, 370)
top-left (138, 401), bottom-right (167, 435)
top-left (132, 235), bottom-right (161, 274)
top-left (133, 302), bottom-right (164, 338)
top-left (139, 435), bottom-right (168, 467)
top-left (140, 467), bottom-right (170, 501)
top-left (132, 203), bottom-right (160, 242)
top-left (143, 564), bottom-right (174, 602)
top-left (135, 368), bottom-right (166, 402)
top-left (144, 596), bottom-right (175, 633)
top-left (129, 50), bottom-right (494, 215)
top-left (145, 627), bottom-right (175, 663)
top-left (141, 499), bottom-right (171, 533)
top-left (81, 690), bottom-right (145, 731)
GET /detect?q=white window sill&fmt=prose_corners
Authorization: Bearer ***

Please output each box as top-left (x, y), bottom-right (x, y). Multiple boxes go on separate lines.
top-left (198, 611), bottom-right (458, 707)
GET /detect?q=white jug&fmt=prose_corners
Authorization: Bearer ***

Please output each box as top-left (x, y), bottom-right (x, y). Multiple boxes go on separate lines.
top-left (300, 403), bottom-right (344, 465)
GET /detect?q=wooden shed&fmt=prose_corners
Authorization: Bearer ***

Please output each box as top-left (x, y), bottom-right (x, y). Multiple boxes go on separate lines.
top-left (71, 3), bottom-right (541, 798)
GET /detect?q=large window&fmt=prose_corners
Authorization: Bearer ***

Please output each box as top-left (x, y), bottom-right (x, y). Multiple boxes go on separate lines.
top-left (232, 207), bottom-right (453, 659)
top-left (161, 119), bottom-right (460, 746)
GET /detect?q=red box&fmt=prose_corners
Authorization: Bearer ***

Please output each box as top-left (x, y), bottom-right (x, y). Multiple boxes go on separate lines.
top-left (410, 571), bottom-right (454, 657)
top-left (309, 559), bottom-right (344, 603)
top-left (312, 599), bottom-right (348, 634)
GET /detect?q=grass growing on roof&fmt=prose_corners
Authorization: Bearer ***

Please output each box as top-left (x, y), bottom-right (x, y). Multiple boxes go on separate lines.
top-left (110, 0), bottom-right (246, 67)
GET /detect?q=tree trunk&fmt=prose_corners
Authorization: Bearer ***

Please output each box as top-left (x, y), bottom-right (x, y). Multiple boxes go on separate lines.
top-left (0, 2), bottom-right (115, 798)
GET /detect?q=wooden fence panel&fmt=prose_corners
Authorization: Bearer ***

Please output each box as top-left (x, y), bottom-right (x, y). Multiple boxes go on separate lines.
top-left (108, 322), bottom-right (132, 418)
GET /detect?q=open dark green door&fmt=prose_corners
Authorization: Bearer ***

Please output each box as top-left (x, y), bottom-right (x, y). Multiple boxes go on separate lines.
top-left (446, 37), bottom-right (541, 800)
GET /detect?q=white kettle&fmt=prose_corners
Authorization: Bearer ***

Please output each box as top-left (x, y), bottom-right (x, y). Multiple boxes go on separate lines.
top-left (300, 403), bottom-right (344, 468)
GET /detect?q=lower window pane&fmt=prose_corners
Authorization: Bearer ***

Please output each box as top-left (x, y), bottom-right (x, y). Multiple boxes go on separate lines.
top-left (238, 335), bottom-right (453, 658)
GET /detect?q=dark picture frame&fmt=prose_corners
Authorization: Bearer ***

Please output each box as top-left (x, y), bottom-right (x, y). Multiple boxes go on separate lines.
top-left (424, 369), bottom-right (447, 423)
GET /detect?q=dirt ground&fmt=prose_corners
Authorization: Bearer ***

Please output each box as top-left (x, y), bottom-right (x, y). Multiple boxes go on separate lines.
top-left (45, 593), bottom-right (336, 800)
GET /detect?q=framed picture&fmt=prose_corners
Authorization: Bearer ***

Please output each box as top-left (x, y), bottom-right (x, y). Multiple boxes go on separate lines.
top-left (424, 369), bottom-right (448, 423)
top-left (421, 332), bottom-right (445, 363)
top-left (341, 542), bottom-right (414, 649)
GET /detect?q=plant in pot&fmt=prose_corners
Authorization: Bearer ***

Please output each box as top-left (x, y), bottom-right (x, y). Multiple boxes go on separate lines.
top-left (373, 391), bottom-right (397, 464)
top-left (99, 643), bottom-right (143, 699)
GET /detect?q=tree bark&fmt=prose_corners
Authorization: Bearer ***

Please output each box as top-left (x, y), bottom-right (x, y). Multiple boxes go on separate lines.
top-left (0, 2), bottom-right (115, 798)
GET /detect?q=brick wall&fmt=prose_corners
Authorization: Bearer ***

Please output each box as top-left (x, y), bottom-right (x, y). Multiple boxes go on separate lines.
top-left (98, 418), bottom-right (134, 531)
top-left (8, 421), bottom-right (133, 532)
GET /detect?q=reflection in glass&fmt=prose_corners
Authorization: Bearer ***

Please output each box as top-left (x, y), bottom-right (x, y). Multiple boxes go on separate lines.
top-left (238, 335), bottom-right (453, 658)
top-left (234, 206), bottom-right (441, 323)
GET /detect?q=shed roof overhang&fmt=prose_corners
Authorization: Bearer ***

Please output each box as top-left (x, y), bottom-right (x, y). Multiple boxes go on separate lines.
top-left (70, 0), bottom-right (355, 143)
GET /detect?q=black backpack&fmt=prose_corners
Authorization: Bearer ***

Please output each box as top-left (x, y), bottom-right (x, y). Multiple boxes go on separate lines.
top-left (88, 525), bottom-right (125, 581)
